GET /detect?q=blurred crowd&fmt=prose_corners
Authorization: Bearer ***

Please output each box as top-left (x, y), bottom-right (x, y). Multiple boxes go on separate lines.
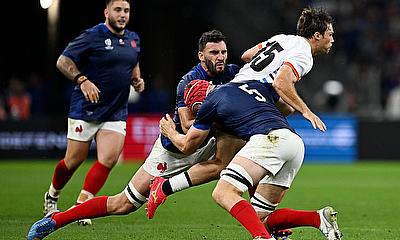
top-left (0, 0), bottom-right (399, 121)
top-left (323, 0), bottom-right (400, 119)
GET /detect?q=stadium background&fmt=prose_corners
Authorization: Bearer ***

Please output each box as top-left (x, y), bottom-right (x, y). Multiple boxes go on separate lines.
top-left (1, 0), bottom-right (399, 161)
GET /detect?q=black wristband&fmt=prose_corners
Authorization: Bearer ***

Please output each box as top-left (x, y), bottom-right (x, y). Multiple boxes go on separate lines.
top-left (73, 73), bottom-right (84, 84)
top-left (78, 78), bottom-right (88, 86)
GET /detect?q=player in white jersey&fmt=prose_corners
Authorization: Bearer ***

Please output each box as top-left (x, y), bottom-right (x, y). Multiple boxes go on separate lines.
top-left (234, 34), bottom-right (313, 85)
top-left (215, 7), bottom-right (340, 240)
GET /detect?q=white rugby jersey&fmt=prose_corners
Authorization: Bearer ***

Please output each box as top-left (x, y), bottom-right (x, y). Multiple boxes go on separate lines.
top-left (232, 34), bottom-right (313, 83)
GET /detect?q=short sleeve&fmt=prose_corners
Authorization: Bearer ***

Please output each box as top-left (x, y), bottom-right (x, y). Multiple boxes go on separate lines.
top-left (192, 99), bottom-right (216, 131)
top-left (62, 30), bottom-right (93, 65)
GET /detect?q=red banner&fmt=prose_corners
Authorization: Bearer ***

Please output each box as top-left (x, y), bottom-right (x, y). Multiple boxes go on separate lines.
top-left (122, 113), bottom-right (164, 161)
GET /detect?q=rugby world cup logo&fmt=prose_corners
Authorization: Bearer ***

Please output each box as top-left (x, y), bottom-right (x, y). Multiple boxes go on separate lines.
top-left (104, 38), bottom-right (114, 50)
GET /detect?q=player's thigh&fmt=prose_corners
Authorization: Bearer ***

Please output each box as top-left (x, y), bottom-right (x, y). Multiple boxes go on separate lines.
top-left (215, 130), bottom-right (246, 165)
top-left (122, 166), bottom-right (152, 209)
top-left (143, 136), bottom-right (216, 177)
top-left (96, 129), bottom-right (125, 167)
top-left (230, 155), bottom-right (270, 185)
top-left (64, 139), bottom-right (91, 169)
top-left (129, 166), bottom-right (153, 196)
top-left (259, 130), bottom-right (305, 188)
top-left (255, 183), bottom-right (287, 205)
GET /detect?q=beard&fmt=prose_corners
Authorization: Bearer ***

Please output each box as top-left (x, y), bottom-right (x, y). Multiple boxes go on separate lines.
top-left (205, 58), bottom-right (225, 76)
top-left (108, 18), bottom-right (127, 34)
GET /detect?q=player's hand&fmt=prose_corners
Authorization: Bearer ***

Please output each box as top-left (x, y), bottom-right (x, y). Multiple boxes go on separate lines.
top-left (159, 114), bottom-right (176, 138)
top-left (132, 77), bottom-right (145, 92)
top-left (80, 80), bottom-right (100, 103)
top-left (302, 111), bottom-right (327, 132)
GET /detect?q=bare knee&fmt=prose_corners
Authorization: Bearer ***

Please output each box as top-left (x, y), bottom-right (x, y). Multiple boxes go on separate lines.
top-left (211, 186), bottom-right (223, 204)
top-left (204, 158), bottom-right (229, 180)
top-left (107, 193), bottom-right (137, 215)
top-left (208, 162), bottom-right (226, 179)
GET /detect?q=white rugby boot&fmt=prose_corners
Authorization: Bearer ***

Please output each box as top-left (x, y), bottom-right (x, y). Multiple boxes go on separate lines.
top-left (318, 206), bottom-right (343, 240)
top-left (43, 192), bottom-right (59, 215)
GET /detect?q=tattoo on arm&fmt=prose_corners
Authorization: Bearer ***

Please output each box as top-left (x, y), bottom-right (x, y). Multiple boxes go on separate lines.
top-left (56, 55), bottom-right (81, 81)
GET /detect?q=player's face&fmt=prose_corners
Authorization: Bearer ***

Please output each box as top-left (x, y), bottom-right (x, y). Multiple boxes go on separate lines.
top-left (318, 23), bottom-right (334, 54)
top-left (200, 41), bottom-right (227, 76)
top-left (105, 0), bottom-right (130, 34)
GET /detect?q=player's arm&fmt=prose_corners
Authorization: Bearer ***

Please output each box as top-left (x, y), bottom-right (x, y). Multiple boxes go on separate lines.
top-left (241, 42), bottom-right (266, 62)
top-left (160, 114), bottom-right (209, 155)
top-left (56, 55), bottom-right (100, 103)
top-left (131, 63), bottom-right (145, 92)
top-left (178, 107), bottom-right (195, 133)
top-left (275, 98), bottom-right (295, 117)
top-left (56, 55), bottom-right (81, 81)
top-left (272, 64), bottom-right (326, 131)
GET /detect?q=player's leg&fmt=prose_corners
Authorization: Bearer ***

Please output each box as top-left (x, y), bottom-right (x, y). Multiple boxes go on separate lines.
top-left (259, 183), bottom-right (342, 240)
top-left (43, 118), bottom-right (99, 215)
top-left (254, 129), bottom-right (342, 240)
top-left (75, 121), bottom-right (126, 204)
top-left (43, 139), bottom-right (91, 215)
top-left (159, 132), bottom-right (245, 197)
top-left (73, 126), bottom-right (125, 225)
top-left (27, 166), bottom-right (151, 240)
top-left (212, 155), bottom-right (273, 240)
top-left (146, 136), bottom-right (217, 218)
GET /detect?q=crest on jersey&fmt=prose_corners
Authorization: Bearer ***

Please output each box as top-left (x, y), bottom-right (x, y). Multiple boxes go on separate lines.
top-left (104, 38), bottom-right (114, 50)
top-left (130, 40), bottom-right (137, 48)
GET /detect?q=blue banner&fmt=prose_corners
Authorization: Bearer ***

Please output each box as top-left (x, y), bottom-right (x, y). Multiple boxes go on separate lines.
top-left (287, 114), bottom-right (357, 163)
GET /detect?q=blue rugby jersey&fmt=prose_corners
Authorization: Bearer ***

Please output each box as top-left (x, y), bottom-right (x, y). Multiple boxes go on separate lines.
top-left (161, 63), bottom-right (240, 153)
top-left (193, 81), bottom-right (294, 139)
top-left (63, 23), bottom-right (140, 122)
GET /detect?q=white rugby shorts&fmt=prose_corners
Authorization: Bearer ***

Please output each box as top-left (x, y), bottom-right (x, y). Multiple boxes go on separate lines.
top-left (236, 129), bottom-right (304, 188)
top-left (142, 135), bottom-right (216, 178)
top-left (67, 118), bottom-right (126, 142)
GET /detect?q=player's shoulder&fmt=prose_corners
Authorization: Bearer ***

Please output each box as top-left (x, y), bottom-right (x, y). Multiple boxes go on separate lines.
top-left (86, 23), bottom-right (105, 34)
top-left (124, 29), bottom-right (140, 40)
top-left (182, 64), bottom-right (205, 81)
top-left (225, 64), bottom-right (240, 74)
top-left (274, 34), bottom-right (310, 53)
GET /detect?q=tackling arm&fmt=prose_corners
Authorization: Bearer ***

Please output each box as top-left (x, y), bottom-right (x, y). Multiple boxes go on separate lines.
top-left (178, 107), bottom-right (195, 133)
top-left (159, 114), bottom-right (209, 155)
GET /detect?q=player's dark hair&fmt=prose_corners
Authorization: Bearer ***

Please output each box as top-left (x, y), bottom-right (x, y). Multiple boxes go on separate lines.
top-left (106, 0), bottom-right (130, 7)
top-left (296, 7), bottom-right (333, 38)
top-left (198, 30), bottom-right (227, 52)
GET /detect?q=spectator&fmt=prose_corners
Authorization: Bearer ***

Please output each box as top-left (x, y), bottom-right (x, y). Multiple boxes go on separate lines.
top-left (6, 75), bottom-right (31, 120)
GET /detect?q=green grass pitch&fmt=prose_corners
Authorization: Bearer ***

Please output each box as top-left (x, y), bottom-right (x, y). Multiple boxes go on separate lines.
top-left (1, 160), bottom-right (400, 239)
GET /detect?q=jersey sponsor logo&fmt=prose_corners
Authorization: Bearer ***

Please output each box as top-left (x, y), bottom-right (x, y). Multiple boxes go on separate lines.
top-left (118, 39), bottom-right (125, 45)
top-left (104, 38), bottom-right (114, 50)
top-left (130, 40), bottom-right (137, 48)
top-left (75, 125), bottom-right (83, 133)
top-left (157, 162), bottom-right (167, 173)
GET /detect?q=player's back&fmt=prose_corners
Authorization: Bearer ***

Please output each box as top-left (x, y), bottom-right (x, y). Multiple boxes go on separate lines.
top-left (232, 34), bottom-right (313, 84)
top-left (200, 81), bottom-right (294, 140)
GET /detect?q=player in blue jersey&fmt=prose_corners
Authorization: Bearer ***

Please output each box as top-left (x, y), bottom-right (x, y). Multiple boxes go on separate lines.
top-left (27, 30), bottom-right (244, 239)
top-left (42, 0), bottom-right (145, 225)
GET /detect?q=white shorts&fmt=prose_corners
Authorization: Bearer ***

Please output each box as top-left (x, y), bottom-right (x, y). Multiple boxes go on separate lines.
top-left (236, 129), bottom-right (304, 188)
top-left (67, 118), bottom-right (126, 142)
top-left (142, 135), bottom-right (216, 178)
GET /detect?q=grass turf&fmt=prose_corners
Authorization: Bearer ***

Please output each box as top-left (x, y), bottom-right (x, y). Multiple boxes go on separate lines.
top-left (1, 160), bottom-right (399, 239)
